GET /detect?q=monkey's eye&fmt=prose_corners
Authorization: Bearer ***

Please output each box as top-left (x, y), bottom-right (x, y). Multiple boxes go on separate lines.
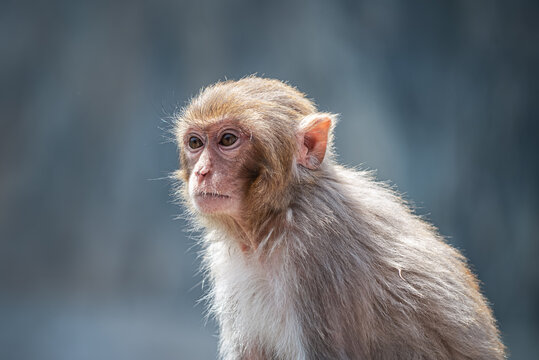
top-left (219, 133), bottom-right (238, 147)
top-left (188, 136), bottom-right (203, 149)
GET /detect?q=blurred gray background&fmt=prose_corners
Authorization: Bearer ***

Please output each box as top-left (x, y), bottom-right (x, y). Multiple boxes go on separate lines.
top-left (1, 0), bottom-right (538, 359)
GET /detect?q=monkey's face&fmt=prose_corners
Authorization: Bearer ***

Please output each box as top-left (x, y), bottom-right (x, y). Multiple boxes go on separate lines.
top-left (180, 119), bottom-right (252, 219)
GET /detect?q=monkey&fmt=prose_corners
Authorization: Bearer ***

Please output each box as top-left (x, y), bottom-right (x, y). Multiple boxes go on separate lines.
top-left (173, 76), bottom-right (506, 360)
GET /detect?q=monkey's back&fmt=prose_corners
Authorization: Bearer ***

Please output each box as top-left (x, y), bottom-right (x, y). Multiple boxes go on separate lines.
top-left (285, 166), bottom-right (505, 359)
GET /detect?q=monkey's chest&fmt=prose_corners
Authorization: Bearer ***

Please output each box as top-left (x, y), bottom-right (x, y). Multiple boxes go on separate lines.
top-left (210, 248), bottom-right (304, 358)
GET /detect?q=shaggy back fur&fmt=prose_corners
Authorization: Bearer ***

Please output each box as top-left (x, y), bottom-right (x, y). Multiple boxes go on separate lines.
top-left (174, 77), bottom-right (505, 359)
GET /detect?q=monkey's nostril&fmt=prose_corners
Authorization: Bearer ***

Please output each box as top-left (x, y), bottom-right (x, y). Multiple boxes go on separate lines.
top-left (196, 168), bottom-right (209, 177)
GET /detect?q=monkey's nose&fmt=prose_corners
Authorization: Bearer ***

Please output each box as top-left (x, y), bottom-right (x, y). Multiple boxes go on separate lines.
top-left (195, 167), bottom-right (210, 179)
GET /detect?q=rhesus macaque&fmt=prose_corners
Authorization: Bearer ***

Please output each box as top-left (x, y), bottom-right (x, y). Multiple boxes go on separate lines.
top-left (173, 77), bottom-right (505, 359)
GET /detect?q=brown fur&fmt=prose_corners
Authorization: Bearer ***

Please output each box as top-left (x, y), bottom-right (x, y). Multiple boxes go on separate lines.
top-left (173, 76), bottom-right (506, 359)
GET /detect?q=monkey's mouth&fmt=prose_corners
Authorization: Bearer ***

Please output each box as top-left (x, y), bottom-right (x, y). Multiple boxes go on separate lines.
top-left (196, 192), bottom-right (230, 199)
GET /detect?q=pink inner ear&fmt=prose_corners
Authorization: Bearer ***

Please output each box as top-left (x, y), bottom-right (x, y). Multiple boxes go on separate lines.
top-left (299, 117), bottom-right (331, 170)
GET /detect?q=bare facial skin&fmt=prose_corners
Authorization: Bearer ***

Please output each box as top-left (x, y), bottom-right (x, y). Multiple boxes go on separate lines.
top-left (174, 77), bottom-right (505, 360)
top-left (184, 121), bottom-right (249, 219)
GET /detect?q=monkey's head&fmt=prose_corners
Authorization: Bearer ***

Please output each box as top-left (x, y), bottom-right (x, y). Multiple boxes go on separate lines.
top-left (174, 77), bottom-right (336, 233)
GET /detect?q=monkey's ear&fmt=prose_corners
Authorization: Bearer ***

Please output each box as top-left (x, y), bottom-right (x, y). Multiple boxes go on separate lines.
top-left (297, 114), bottom-right (333, 170)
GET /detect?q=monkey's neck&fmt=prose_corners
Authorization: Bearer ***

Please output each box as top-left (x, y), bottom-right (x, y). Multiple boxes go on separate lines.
top-left (220, 208), bottom-right (288, 254)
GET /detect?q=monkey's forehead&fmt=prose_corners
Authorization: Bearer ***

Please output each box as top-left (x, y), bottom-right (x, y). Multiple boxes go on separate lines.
top-left (182, 98), bottom-right (263, 122)
top-left (176, 103), bottom-right (301, 134)
top-left (177, 115), bottom-right (249, 133)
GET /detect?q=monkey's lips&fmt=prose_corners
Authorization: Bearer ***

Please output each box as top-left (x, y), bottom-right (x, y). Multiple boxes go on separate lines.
top-left (195, 192), bottom-right (230, 199)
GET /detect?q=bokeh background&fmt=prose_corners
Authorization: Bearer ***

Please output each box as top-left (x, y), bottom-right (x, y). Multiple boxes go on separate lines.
top-left (1, 0), bottom-right (538, 359)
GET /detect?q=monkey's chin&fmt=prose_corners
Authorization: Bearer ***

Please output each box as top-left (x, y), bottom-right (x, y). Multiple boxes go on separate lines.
top-left (192, 193), bottom-right (236, 215)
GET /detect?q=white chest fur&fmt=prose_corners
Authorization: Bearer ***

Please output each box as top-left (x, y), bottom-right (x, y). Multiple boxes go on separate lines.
top-left (206, 240), bottom-right (305, 359)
